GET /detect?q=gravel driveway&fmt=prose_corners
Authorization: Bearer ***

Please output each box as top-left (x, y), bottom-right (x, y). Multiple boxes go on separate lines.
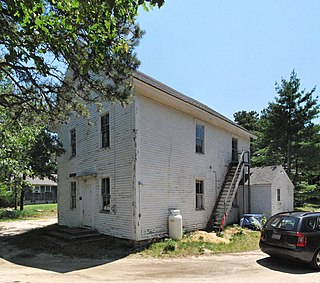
top-left (0, 218), bottom-right (319, 283)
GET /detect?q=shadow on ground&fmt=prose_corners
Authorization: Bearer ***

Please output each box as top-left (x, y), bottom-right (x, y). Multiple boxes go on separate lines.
top-left (0, 224), bottom-right (138, 273)
top-left (257, 256), bottom-right (317, 275)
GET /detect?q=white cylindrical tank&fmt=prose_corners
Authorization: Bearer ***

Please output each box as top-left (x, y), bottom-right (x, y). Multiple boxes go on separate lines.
top-left (168, 209), bottom-right (183, 240)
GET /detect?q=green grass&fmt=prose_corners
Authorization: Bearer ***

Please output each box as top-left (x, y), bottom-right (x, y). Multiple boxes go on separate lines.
top-left (0, 203), bottom-right (57, 221)
top-left (296, 203), bottom-right (320, 212)
top-left (138, 227), bottom-right (260, 257)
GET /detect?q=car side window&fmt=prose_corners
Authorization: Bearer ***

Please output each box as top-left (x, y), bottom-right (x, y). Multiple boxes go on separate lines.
top-left (306, 218), bottom-right (317, 230)
top-left (306, 217), bottom-right (320, 231)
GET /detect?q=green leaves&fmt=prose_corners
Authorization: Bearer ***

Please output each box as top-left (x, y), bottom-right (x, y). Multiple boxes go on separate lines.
top-left (0, 0), bottom-right (164, 122)
top-left (254, 71), bottom-right (319, 184)
top-left (234, 71), bottom-right (320, 185)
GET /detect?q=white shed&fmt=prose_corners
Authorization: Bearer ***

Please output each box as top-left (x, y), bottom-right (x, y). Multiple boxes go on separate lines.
top-left (57, 71), bottom-right (254, 240)
top-left (244, 165), bottom-right (294, 219)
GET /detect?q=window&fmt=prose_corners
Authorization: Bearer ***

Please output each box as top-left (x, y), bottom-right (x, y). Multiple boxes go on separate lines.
top-left (33, 186), bottom-right (40, 193)
top-left (195, 180), bottom-right (204, 210)
top-left (70, 182), bottom-right (76, 209)
top-left (70, 128), bottom-right (76, 156)
top-left (101, 113), bottom-right (110, 148)
top-left (267, 216), bottom-right (298, 231)
top-left (45, 186), bottom-right (51, 192)
top-left (195, 124), bottom-right (204, 153)
top-left (277, 189), bottom-right (281, 201)
top-left (306, 217), bottom-right (320, 231)
top-left (101, 177), bottom-right (111, 212)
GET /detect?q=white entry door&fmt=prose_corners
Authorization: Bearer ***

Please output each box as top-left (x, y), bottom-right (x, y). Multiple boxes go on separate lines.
top-left (81, 182), bottom-right (93, 227)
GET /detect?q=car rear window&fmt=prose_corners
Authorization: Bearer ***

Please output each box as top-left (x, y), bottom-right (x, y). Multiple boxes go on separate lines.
top-left (266, 216), bottom-right (299, 231)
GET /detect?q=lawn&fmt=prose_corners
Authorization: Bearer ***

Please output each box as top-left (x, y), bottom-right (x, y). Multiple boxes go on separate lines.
top-left (138, 226), bottom-right (260, 257)
top-left (0, 203), bottom-right (57, 221)
top-left (296, 203), bottom-right (320, 212)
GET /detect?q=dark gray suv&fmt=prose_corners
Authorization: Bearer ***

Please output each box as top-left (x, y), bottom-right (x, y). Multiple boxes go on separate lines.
top-left (260, 211), bottom-right (320, 270)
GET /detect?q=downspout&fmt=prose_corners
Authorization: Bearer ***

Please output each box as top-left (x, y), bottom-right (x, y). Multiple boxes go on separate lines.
top-left (248, 164), bottom-right (251, 213)
top-left (132, 98), bottom-right (140, 241)
top-left (247, 151), bottom-right (251, 213)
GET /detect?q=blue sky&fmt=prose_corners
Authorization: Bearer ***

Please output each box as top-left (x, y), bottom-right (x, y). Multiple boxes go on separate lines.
top-left (136, 1), bottom-right (320, 121)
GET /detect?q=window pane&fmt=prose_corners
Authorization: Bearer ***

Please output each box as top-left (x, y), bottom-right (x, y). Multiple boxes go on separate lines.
top-left (70, 128), bottom-right (76, 156)
top-left (195, 180), bottom-right (204, 209)
top-left (70, 182), bottom-right (76, 209)
top-left (101, 178), bottom-right (111, 211)
top-left (195, 124), bottom-right (204, 153)
top-left (101, 114), bottom-right (110, 148)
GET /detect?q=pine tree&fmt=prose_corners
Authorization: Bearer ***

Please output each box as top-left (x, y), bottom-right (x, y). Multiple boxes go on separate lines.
top-left (256, 70), bottom-right (320, 184)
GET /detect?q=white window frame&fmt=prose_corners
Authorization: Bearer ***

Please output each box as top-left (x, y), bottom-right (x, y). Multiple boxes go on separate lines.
top-left (33, 186), bottom-right (40, 193)
top-left (70, 182), bottom-right (76, 209)
top-left (101, 113), bottom-right (110, 148)
top-left (70, 128), bottom-right (76, 157)
top-left (101, 177), bottom-right (111, 212)
top-left (195, 124), bottom-right (205, 154)
top-left (195, 179), bottom-right (205, 210)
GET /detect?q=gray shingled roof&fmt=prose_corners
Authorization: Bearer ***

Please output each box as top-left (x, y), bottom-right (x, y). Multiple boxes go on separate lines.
top-left (26, 175), bottom-right (57, 186)
top-left (248, 166), bottom-right (281, 185)
top-left (133, 71), bottom-right (254, 137)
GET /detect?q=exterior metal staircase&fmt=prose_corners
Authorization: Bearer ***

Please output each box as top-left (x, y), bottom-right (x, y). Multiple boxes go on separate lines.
top-left (207, 150), bottom-right (250, 231)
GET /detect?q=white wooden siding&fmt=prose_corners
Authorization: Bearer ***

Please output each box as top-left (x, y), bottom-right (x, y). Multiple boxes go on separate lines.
top-left (271, 169), bottom-right (294, 216)
top-left (58, 102), bottom-right (136, 240)
top-left (58, 82), bottom-right (252, 241)
top-left (135, 95), bottom-right (250, 240)
top-left (250, 184), bottom-right (272, 218)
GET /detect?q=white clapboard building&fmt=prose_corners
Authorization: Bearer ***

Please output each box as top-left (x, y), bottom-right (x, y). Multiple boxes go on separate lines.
top-left (57, 71), bottom-right (254, 241)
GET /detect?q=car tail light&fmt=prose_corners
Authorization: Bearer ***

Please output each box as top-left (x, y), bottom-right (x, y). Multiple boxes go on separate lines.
top-left (296, 232), bottom-right (307, 247)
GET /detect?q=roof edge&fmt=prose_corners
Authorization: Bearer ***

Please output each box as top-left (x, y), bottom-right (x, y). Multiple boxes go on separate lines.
top-left (133, 71), bottom-right (256, 138)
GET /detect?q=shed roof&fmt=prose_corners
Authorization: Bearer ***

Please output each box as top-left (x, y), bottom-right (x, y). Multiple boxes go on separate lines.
top-left (248, 166), bottom-right (285, 185)
top-left (133, 71), bottom-right (255, 138)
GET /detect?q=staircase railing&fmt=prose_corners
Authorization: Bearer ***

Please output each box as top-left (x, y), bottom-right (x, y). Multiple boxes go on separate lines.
top-left (221, 149), bottom-right (250, 229)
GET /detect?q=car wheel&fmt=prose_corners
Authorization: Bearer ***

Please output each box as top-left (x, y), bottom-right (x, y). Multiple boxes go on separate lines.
top-left (311, 249), bottom-right (320, 270)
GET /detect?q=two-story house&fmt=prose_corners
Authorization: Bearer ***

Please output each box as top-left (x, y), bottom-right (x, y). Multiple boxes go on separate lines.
top-left (57, 71), bottom-right (254, 241)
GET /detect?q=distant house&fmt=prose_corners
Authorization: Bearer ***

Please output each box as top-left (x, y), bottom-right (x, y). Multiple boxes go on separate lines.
top-left (24, 176), bottom-right (57, 204)
top-left (57, 71), bottom-right (255, 241)
top-left (231, 165), bottom-right (294, 220)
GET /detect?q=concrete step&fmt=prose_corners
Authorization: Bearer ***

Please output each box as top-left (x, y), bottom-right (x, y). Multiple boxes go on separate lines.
top-left (43, 225), bottom-right (106, 244)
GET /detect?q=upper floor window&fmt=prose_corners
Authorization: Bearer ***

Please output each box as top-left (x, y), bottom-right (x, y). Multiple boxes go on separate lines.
top-left (70, 128), bottom-right (76, 156)
top-left (195, 124), bottom-right (204, 154)
top-left (232, 138), bottom-right (238, 162)
top-left (101, 113), bottom-right (110, 148)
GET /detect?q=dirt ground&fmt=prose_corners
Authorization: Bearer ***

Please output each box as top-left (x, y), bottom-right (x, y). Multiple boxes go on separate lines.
top-left (1, 218), bottom-right (320, 283)
top-left (0, 218), bottom-right (138, 259)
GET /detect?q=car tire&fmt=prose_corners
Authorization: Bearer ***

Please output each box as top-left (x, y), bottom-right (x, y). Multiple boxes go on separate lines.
top-left (311, 249), bottom-right (320, 270)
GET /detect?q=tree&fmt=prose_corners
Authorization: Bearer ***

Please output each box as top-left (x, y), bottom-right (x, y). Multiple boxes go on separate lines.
top-left (0, 108), bottom-right (64, 209)
top-left (234, 110), bottom-right (261, 158)
top-left (233, 110), bottom-right (260, 132)
top-left (0, 0), bottom-right (164, 122)
top-left (255, 70), bottom-right (320, 184)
